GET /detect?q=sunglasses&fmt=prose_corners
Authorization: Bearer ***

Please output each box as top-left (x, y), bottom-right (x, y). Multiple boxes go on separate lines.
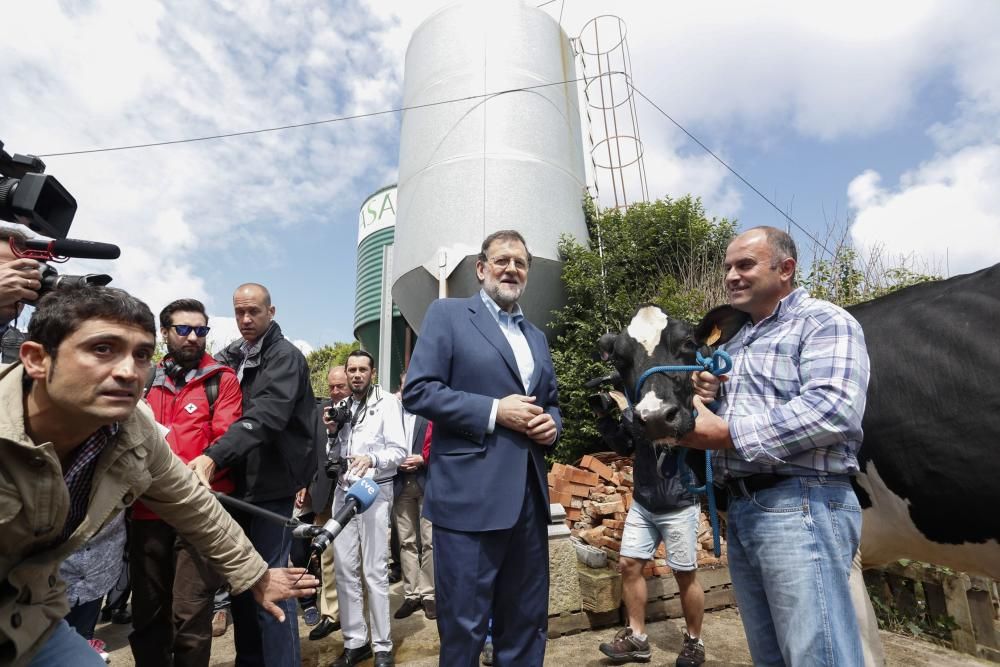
top-left (171, 324), bottom-right (211, 337)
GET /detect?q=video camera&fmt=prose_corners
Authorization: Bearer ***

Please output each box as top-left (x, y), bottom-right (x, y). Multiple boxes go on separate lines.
top-left (0, 139), bottom-right (121, 303)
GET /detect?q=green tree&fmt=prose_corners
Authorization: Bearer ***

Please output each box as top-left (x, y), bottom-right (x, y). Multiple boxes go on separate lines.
top-left (550, 196), bottom-right (736, 464)
top-left (801, 242), bottom-right (940, 308)
top-left (305, 341), bottom-right (359, 397)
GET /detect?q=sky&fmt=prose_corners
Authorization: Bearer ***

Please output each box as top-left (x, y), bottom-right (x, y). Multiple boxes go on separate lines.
top-left (4, 0), bottom-right (998, 352)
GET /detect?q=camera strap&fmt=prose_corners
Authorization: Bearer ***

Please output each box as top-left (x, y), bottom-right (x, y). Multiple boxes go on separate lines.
top-left (349, 389), bottom-right (370, 429)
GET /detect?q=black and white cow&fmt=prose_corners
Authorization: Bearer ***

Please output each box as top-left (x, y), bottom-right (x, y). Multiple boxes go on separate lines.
top-left (599, 263), bottom-right (1000, 663)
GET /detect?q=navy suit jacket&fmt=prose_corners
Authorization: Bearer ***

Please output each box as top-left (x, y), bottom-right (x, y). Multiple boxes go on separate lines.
top-left (403, 294), bottom-right (561, 532)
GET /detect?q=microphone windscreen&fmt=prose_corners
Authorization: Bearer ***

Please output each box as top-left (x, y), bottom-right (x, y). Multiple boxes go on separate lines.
top-left (49, 238), bottom-right (121, 259)
top-left (344, 478), bottom-right (380, 513)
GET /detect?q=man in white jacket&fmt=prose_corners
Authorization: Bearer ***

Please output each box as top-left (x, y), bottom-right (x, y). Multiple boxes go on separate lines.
top-left (328, 350), bottom-right (406, 667)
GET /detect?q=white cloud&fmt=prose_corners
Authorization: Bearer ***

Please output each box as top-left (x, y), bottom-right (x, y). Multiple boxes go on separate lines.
top-left (848, 144), bottom-right (1000, 275)
top-left (291, 339), bottom-right (315, 356)
top-left (204, 314), bottom-right (243, 354)
top-left (841, 3), bottom-right (1000, 277)
top-left (3, 0), bottom-right (406, 349)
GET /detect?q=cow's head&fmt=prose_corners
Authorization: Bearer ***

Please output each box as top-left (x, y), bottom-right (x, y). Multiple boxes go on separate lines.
top-left (598, 304), bottom-right (747, 444)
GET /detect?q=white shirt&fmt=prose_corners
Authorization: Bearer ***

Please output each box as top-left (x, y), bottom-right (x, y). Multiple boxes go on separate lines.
top-left (480, 289), bottom-right (536, 433)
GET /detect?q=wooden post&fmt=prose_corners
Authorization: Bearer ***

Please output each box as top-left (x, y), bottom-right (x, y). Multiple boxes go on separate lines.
top-left (968, 576), bottom-right (999, 650)
top-left (942, 573), bottom-right (977, 655)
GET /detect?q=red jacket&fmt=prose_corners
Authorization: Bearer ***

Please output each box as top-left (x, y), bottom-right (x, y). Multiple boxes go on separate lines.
top-left (132, 354), bottom-right (243, 520)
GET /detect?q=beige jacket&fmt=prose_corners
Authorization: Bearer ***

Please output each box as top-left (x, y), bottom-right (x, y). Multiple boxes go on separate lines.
top-left (0, 364), bottom-right (267, 665)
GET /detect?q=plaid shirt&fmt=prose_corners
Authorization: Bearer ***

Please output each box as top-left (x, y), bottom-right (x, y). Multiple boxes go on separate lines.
top-left (713, 287), bottom-right (870, 480)
top-left (58, 424), bottom-right (117, 544)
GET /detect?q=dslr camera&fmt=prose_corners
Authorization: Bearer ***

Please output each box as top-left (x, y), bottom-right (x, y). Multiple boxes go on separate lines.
top-left (1, 139), bottom-right (120, 303)
top-left (323, 456), bottom-right (345, 481)
top-left (326, 400), bottom-right (352, 427)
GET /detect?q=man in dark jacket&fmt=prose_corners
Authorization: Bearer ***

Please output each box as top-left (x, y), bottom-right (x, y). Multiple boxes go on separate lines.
top-left (189, 283), bottom-right (318, 667)
top-left (594, 400), bottom-right (706, 667)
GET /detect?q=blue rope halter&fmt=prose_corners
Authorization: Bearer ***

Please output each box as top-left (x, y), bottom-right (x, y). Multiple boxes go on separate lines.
top-left (628, 348), bottom-right (732, 557)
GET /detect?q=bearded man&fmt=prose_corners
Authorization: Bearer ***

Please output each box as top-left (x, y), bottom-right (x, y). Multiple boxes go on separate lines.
top-left (129, 298), bottom-right (243, 667)
top-left (403, 230), bottom-right (561, 667)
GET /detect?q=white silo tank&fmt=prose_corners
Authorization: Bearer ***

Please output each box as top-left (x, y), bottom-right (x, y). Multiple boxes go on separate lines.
top-left (391, 0), bottom-right (588, 336)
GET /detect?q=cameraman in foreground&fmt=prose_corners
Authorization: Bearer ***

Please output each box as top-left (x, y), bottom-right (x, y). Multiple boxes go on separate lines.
top-left (0, 286), bottom-right (318, 666)
top-left (0, 242), bottom-right (40, 362)
top-left (0, 243), bottom-right (40, 319)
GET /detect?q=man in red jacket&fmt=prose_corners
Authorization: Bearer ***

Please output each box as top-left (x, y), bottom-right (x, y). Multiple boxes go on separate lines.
top-left (129, 298), bottom-right (243, 667)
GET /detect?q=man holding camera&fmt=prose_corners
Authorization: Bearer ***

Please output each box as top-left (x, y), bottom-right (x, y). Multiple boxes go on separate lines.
top-left (0, 285), bottom-right (318, 666)
top-left (188, 283), bottom-right (318, 667)
top-left (328, 350), bottom-right (406, 667)
top-left (301, 365), bottom-right (352, 642)
top-left (129, 298), bottom-right (244, 666)
top-left (591, 395), bottom-right (706, 667)
top-left (0, 242), bottom-right (40, 362)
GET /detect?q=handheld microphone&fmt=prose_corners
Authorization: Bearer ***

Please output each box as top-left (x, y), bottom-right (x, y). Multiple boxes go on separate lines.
top-left (309, 477), bottom-right (380, 555)
top-left (22, 237), bottom-right (121, 260)
top-left (291, 524), bottom-right (323, 539)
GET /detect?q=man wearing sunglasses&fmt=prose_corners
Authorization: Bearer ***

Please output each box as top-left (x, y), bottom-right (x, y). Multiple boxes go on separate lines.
top-left (129, 298), bottom-right (244, 666)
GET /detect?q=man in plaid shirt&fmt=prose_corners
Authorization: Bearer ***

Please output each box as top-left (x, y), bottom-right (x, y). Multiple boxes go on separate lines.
top-left (683, 226), bottom-right (870, 666)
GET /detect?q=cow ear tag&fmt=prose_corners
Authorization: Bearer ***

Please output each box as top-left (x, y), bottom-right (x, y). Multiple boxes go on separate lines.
top-left (706, 325), bottom-right (722, 347)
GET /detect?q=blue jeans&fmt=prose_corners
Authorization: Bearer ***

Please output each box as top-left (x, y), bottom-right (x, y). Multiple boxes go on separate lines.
top-left (28, 620), bottom-right (107, 667)
top-left (726, 475), bottom-right (862, 666)
top-left (228, 497), bottom-right (300, 667)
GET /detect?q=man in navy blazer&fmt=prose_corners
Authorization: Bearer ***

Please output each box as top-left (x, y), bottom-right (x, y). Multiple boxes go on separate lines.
top-left (403, 230), bottom-right (561, 667)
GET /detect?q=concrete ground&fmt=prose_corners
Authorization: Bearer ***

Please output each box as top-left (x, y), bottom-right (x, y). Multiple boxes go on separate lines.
top-left (99, 582), bottom-right (992, 666)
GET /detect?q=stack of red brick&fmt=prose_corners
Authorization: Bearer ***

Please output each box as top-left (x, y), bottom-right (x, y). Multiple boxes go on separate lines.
top-left (549, 454), bottom-right (726, 577)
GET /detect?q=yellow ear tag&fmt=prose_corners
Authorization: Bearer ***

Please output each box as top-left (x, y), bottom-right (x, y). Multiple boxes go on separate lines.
top-left (705, 325), bottom-right (722, 347)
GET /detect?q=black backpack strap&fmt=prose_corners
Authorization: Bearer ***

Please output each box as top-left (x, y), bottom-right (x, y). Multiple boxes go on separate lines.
top-left (204, 373), bottom-right (221, 413)
top-left (144, 368), bottom-right (157, 398)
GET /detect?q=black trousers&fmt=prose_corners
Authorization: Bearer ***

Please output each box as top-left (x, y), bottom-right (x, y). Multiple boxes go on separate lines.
top-left (128, 519), bottom-right (224, 667)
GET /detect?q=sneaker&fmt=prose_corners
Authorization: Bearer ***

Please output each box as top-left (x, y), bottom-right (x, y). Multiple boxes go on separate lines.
top-left (480, 640), bottom-right (494, 666)
top-left (88, 638), bottom-right (111, 664)
top-left (599, 627), bottom-right (652, 663)
top-left (675, 631), bottom-right (705, 667)
top-left (422, 598), bottom-right (437, 620)
top-left (211, 610), bottom-right (229, 637)
top-left (302, 604), bottom-right (321, 626)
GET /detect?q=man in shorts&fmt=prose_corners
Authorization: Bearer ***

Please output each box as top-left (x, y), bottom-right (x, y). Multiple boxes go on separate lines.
top-left (595, 400), bottom-right (705, 666)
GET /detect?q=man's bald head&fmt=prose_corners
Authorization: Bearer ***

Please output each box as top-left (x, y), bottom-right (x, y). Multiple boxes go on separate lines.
top-left (234, 283), bottom-right (271, 307)
top-left (327, 365), bottom-right (350, 402)
top-left (233, 283), bottom-right (275, 342)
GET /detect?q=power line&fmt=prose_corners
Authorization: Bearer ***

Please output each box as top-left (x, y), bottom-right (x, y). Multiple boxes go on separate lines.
top-left (36, 68), bottom-right (830, 258)
top-left (37, 77), bottom-right (589, 158)
top-left (629, 83), bottom-right (834, 258)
